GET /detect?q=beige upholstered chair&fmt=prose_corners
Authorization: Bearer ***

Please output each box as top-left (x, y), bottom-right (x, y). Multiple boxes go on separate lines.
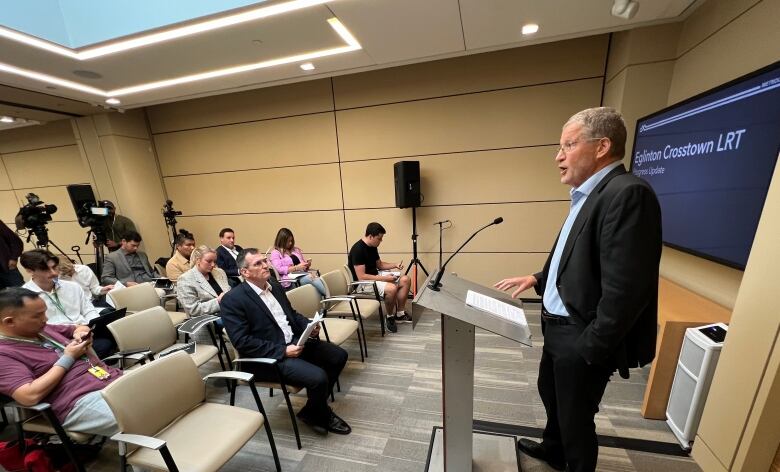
top-left (107, 306), bottom-right (218, 368)
top-left (287, 283), bottom-right (364, 361)
top-left (320, 270), bottom-right (385, 341)
top-left (108, 282), bottom-right (187, 326)
top-left (101, 351), bottom-right (281, 472)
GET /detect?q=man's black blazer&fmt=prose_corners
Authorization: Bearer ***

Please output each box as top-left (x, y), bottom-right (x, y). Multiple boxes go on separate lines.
top-left (216, 245), bottom-right (244, 277)
top-left (220, 279), bottom-right (310, 360)
top-left (535, 165), bottom-right (662, 376)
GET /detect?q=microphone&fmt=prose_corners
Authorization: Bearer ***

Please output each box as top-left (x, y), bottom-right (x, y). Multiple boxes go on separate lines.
top-left (433, 219), bottom-right (451, 225)
top-left (428, 217), bottom-right (504, 291)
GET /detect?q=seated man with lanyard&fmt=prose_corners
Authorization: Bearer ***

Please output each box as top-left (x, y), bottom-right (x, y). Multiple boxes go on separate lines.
top-left (220, 248), bottom-right (351, 436)
top-left (101, 231), bottom-right (159, 286)
top-left (20, 250), bottom-right (114, 358)
top-left (0, 287), bottom-right (121, 436)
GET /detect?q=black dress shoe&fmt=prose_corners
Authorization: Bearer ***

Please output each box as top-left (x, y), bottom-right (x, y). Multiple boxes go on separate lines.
top-left (296, 412), bottom-right (328, 436)
top-left (517, 438), bottom-right (565, 471)
top-left (327, 412), bottom-right (352, 435)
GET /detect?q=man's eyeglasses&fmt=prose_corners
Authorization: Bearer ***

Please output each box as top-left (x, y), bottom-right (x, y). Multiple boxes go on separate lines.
top-left (556, 137), bottom-right (604, 156)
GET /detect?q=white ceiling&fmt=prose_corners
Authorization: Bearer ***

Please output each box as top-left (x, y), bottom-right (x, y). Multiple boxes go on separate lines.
top-left (0, 0), bottom-right (702, 126)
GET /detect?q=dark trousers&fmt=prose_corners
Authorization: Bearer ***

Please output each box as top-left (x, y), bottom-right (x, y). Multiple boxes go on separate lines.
top-left (538, 323), bottom-right (614, 472)
top-left (250, 340), bottom-right (348, 426)
top-left (0, 268), bottom-right (24, 289)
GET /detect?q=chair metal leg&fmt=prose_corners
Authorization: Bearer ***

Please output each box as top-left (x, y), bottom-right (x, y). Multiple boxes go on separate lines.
top-left (43, 409), bottom-right (86, 472)
top-left (229, 379), bottom-right (237, 406)
top-left (206, 325), bottom-right (227, 372)
top-left (336, 378), bottom-right (341, 393)
top-left (280, 386), bottom-right (302, 450)
top-left (158, 444), bottom-right (180, 472)
top-left (248, 383), bottom-right (282, 472)
top-left (269, 387), bottom-right (274, 397)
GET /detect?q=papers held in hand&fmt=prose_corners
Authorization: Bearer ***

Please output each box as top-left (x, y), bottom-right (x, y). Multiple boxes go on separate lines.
top-left (297, 311), bottom-right (325, 347)
top-left (465, 290), bottom-right (531, 339)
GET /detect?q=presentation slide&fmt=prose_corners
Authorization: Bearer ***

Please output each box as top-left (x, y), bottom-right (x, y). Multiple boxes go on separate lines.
top-left (632, 63), bottom-right (780, 269)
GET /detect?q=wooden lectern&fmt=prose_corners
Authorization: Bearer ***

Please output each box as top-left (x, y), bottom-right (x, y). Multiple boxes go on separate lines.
top-left (414, 271), bottom-right (532, 472)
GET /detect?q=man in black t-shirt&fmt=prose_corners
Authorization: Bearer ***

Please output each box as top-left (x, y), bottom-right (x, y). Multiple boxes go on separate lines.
top-left (347, 222), bottom-right (410, 333)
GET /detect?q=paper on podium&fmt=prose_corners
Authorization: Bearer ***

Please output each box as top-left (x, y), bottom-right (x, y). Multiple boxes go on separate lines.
top-left (466, 290), bottom-right (531, 339)
top-left (297, 311), bottom-right (325, 346)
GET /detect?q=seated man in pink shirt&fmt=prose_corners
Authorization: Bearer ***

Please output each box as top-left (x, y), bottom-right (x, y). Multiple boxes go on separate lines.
top-left (0, 287), bottom-right (122, 436)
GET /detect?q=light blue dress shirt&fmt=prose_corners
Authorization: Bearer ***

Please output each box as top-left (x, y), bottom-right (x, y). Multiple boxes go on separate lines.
top-left (543, 161), bottom-right (622, 316)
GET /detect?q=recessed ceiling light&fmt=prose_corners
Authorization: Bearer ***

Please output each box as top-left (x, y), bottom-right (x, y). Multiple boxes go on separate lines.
top-left (0, 116), bottom-right (14, 123)
top-left (105, 98), bottom-right (121, 105)
top-left (522, 24), bottom-right (539, 35)
top-left (300, 63), bottom-right (315, 71)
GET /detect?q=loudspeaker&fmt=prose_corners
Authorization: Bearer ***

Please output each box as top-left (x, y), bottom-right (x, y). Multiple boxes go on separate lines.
top-left (394, 161), bottom-right (420, 208)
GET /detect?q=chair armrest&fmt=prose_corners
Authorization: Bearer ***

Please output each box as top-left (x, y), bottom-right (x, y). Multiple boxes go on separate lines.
top-left (103, 350), bottom-right (154, 368)
top-left (111, 432), bottom-right (166, 451)
top-left (321, 296), bottom-right (356, 304)
top-left (177, 315), bottom-right (220, 335)
top-left (232, 357), bottom-right (278, 366)
top-left (349, 281), bottom-right (377, 287)
top-left (203, 371), bottom-right (254, 383)
top-left (5, 400), bottom-right (51, 412)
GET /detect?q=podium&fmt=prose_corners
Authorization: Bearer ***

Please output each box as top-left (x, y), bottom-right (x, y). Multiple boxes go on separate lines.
top-left (413, 271), bottom-right (532, 472)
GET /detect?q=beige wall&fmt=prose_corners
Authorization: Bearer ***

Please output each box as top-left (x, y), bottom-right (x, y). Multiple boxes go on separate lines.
top-left (0, 120), bottom-right (95, 267)
top-left (147, 35), bottom-right (609, 290)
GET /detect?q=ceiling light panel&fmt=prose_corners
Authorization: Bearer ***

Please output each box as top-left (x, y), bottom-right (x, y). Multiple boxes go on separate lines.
top-left (0, 0), bottom-right (335, 60)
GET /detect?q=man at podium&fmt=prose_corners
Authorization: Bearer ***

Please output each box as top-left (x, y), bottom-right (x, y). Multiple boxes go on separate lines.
top-left (495, 107), bottom-right (662, 472)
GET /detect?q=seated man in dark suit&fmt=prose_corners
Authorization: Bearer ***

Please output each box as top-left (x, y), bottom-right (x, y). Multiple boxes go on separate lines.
top-left (216, 228), bottom-right (243, 288)
top-left (220, 248), bottom-right (351, 436)
top-left (101, 231), bottom-right (159, 286)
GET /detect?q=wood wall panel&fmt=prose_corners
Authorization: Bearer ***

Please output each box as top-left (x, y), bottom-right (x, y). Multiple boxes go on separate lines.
top-left (147, 79), bottom-right (333, 134)
top-left (0, 120), bottom-right (76, 154)
top-left (3, 146), bottom-right (89, 188)
top-left (336, 78), bottom-right (603, 161)
top-left (0, 190), bottom-right (20, 222)
top-left (164, 163), bottom-right (343, 216)
top-left (333, 36), bottom-right (608, 109)
top-left (155, 113), bottom-right (338, 176)
top-left (340, 147), bottom-right (568, 209)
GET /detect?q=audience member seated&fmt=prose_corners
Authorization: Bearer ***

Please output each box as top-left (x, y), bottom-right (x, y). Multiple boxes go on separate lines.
top-left (99, 201), bottom-right (137, 253)
top-left (221, 248), bottom-right (351, 436)
top-left (216, 227), bottom-right (243, 287)
top-left (165, 229), bottom-right (196, 282)
top-left (57, 258), bottom-right (113, 303)
top-left (0, 287), bottom-right (122, 436)
top-left (348, 222), bottom-right (411, 334)
top-left (20, 250), bottom-right (114, 358)
top-left (101, 231), bottom-right (159, 286)
top-left (176, 245), bottom-right (231, 318)
top-left (270, 227), bottom-right (326, 297)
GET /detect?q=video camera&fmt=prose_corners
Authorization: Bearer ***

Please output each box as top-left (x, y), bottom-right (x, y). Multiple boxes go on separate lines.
top-left (162, 199), bottom-right (182, 226)
top-left (67, 184), bottom-right (111, 245)
top-left (15, 193), bottom-right (57, 247)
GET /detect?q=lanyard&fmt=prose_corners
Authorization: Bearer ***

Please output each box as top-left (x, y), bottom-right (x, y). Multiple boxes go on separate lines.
top-left (43, 289), bottom-right (76, 322)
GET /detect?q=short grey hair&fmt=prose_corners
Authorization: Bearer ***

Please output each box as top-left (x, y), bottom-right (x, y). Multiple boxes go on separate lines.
top-left (236, 248), bottom-right (260, 272)
top-left (564, 107), bottom-right (627, 159)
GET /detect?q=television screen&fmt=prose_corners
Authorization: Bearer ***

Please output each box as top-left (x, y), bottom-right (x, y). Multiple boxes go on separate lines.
top-left (630, 60), bottom-right (780, 270)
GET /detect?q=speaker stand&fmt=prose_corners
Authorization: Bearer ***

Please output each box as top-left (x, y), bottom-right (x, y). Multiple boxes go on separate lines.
top-left (405, 206), bottom-right (429, 296)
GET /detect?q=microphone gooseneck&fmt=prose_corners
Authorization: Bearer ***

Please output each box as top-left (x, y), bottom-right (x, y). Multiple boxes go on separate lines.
top-left (428, 217), bottom-right (503, 291)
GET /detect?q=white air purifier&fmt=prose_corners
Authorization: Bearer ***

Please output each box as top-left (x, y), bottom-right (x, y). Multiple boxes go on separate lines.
top-left (666, 322), bottom-right (728, 449)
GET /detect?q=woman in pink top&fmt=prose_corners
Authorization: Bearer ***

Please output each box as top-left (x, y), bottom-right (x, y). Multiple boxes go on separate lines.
top-left (269, 228), bottom-right (326, 297)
